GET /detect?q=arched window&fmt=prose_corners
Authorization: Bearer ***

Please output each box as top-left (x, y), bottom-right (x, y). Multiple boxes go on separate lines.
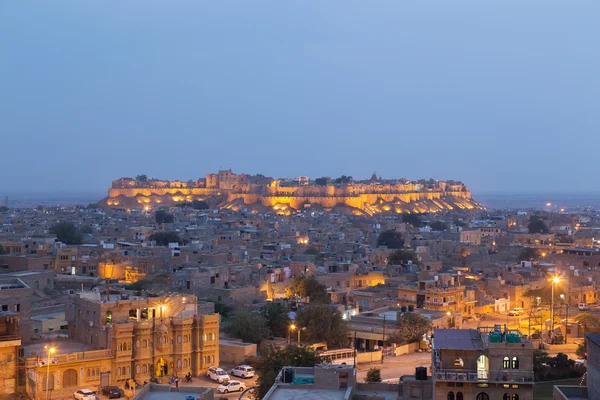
top-left (456, 392), bottom-right (463, 400)
top-left (476, 394), bottom-right (490, 400)
top-left (96, 368), bottom-right (99, 376)
top-left (503, 394), bottom-right (510, 400)
top-left (142, 339), bottom-right (147, 348)
top-left (177, 359), bottom-right (182, 369)
top-left (203, 356), bottom-right (207, 364)
top-left (184, 335), bottom-right (188, 343)
top-left (158, 336), bottom-right (162, 344)
top-left (177, 335), bottom-right (182, 344)
top-left (211, 355), bottom-right (215, 363)
top-left (136, 365), bottom-right (141, 374)
top-left (118, 343), bottom-right (123, 352)
top-left (136, 340), bottom-right (140, 348)
top-left (512, 395), bottom-right (519, 400)
top-left (87, 369), bottom-right (91, 377)
top-left (127, 342), bottom-right (132, 350)
top-left (503, 356), bottom-right (510, 369)
top-left (202, 333), bottom-right (207, 341)
top-left (163, 335), bottom-right (167, 344)
top-left (447, 391), bottom-right (455, 400)
top-left (126, 366), bottom-right (130, 375)
top-left (512, 357), bottom-right (519, 369)
top-left (184, 359), bottom-right (188, 368)
top-left (117, 367), bottom-right (121, 376)
top-left (142, 364), bottom-right (147, 373)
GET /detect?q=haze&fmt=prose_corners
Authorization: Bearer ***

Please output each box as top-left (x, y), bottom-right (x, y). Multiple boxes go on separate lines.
top-left (1, 1), bottom-right (599, 195)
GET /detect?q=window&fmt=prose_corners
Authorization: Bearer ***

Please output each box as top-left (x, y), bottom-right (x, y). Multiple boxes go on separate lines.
top-left (202, 334), bottom-right (207, 341)
top-left (136, 365), bottom-right (141, 374)
top-left (511, 395), bottom-right (519, 400)
top-left (126, 367), bottom-right (130, 375)
top-left (447, 392), bottom-right (455, 400)
top-left (456, 393), bottom-right (463, 400)
top-left (142, 339), bottom-right (147, 348)
top-left (142, 365), bottom-right (147, 374)
top-left (117, 367), bottom-right (121, 376)
top-left (177, 359), bottom-right (182, 369)
top-left (211, 355), bottom-right (215, 363)
top-left (503, 395), bottom-right (510, 400)
top-left (184, 359), bottom-right (188, 368)
top-left (136, 340), bottom-right (140, 348)
top-left (177, 335), bottom-right (182, 344)
top-left (476, 394), bottom-right (489, 400)
top-left (158, 337), bottom-right (162, 344)
top-left (127, 342), bottom-right (132, 350)
top-left (183, 335), bottom-right (188, 343)
top-left (511, 357), bottom-right (519, 369)
top-left (503, 356), bottom-right (510, 369)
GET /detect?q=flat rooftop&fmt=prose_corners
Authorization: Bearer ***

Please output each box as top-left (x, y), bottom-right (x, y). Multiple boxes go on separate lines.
top-left (22, 340), bottom-right (94, 357)
top-left (268, 388), bottom-right (347, 400)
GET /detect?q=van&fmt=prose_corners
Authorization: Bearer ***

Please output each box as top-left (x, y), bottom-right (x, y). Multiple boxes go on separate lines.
top-left (579, 303), bottom-right (590, 311)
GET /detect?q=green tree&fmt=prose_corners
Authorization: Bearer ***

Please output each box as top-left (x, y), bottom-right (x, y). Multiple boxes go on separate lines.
top-left (224, 309), bottom-right (271, 344)
top-left (135, 174), bottom-right (148, 182)
top-left (155, 209), bottom-right (175, 224)
top-left (387, 313), bottom-right (432, 345)
top-left (528, 215), bottom-right (549, 234)
top-left (50, 222), bottom-right (83, 245)
top-left (430, 221), bottom-right (448, 231)
top-left (334, 175), bottom-right (353, 184)
top-left (377, 230), bottom-right (404, 249)
top-left (517, 247), bottom-right (538, 262)
top-left (214, 302), bottom-right (233, 319)
top-left (260, 303), bottom-right (291, 338)
top-left (0, 245), bottom-right (7, 255)
top-left (295, 304), bottom-right (349, 348)
top-left (80, 225), bottom-right (93, 234)
top-left (253, 345), bottom-right (322, 399)
top-left (149, 232), bottom-right (181, 246)
top-left (453, 218), bottom-right (466, 228)
top-left (314, 177), bottom-right (328, 186)
top-left (402, 213), bottom-right (423, 227)
top-left (365, 368), bottom-right (382, 383)
top-left (285, 275), bottom-right (330, 304)
top-left (192, 200), bottom-right (209, 210)
top-left (388, 249), bottom-right (420, 265)
top-left (574, 313), bottom-right (600, 336)
top-left (576, 343), bottom-right (586, 359)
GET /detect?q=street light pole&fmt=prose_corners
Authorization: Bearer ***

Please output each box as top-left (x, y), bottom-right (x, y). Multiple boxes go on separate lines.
top-left (298, 327), bottom-right (306, 346)
top-left (550, 276), bottom-right (560, 341)
top-left (44, 346), bottom-right (55, 400)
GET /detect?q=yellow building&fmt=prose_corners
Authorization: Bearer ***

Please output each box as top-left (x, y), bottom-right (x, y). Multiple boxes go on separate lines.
top-left (0, 312), bottom-right (20, 396)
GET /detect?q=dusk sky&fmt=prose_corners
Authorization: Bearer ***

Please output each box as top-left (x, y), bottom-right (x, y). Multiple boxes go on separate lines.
top-left (1, 1), bottom-right (599, 195)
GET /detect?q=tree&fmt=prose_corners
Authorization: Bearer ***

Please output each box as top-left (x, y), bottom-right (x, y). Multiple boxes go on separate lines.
top-left (0, 206), bottom-right (8, 213)
top-left (314, 177), bottom-right (328, 186)
top-left (517, 247), bottom-right (538, 262)
top-left (576, 343), bottom-right (586, 359)
top-left (149, 232), bottom-right (181, 246)
top-left (155, 209), bottom-right (175, 224)
top-left (377, 230), bottom-right (404, 249)
top-left (192, 200), bottom-right (209, 210)
top-left (388, 249), bottom-right (419, 265)
top-left (387, 313), bottom-right (432, 346)
top-left (334, 175), bottom-right (353, 184)
top-left (214, 302), bottom-right (233, 319)
top-left (80, 225), bottom-right (93, 234)
top-left (50, 222), bottom-right (83, 245)
top-left (453, 218), bottom-right (466, 228)
top-left (254, 345), bottom-right (322, 399)
top-left (295, 304), bottom-right (349, 348)
top-left (135, 174), bottom-right (148, 182)
top-left (0, 245), bottom-right (7, 255)
top-left (365, 368), bottom-right (382, 383)
top-left (224, 309), bottom-right (271, 344)
top-left (260, 303), bottom-right (291, 338)
top-left (528, 215), bottom-right (549, 234)
top-left (124, 279), bottom-right (153, 291)
top-left (304, 246), bottom-right (320, 255)
top-left (402, 213), bottom-right (423, 227)
top-left (574, 313), bottom-right (600, 336)
top-left (430, 221), bottom-right (448, 231)
top-left (285, 275), bottom-right (330, 304)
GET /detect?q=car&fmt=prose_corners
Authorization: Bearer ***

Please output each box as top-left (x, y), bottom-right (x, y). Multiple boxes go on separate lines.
top-left (73, 389), bottom-right (96, 400)
top-left (513, 307), bottom-right (525, 314)
top-left (101, 386), bottom-right (121, 399)
top-left (208, 367), bottom-right (230, 383)
top-left (230, 365), bottom-right (255, 378)
top-left (508, 310), bottom-right (520, 316)
top-left (579, 303), bottom-right (590, 311)
top-left (217, 380), bottom-right (246, 393)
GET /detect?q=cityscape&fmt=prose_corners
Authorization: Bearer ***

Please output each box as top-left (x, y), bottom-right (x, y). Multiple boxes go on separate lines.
top-left (2, 1), bottom-right (599, 400)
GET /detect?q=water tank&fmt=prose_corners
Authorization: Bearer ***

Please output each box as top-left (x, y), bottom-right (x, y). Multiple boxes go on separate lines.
top-left (408, 305), bottom-right (414, 312)
top-left (401, 306), bottom-right (407, 313)
top-left (489, 333), bottom-right (502, 343)
top-left (415, 366), bottom-right (427, 380)
top-left (282, 368), bottom-right (295, 383)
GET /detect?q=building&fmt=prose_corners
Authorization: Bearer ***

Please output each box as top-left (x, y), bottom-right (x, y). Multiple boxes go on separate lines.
top-left (24, 292), bottom-right (219, 398)
top-left (553, 333), bottom-right (599, 399)
top-left (0, 277), bottom-right (32, 343)
top-left (0, 312), bottom-right (21, 396)
top-left (432, 328), bottom-right (534, 400)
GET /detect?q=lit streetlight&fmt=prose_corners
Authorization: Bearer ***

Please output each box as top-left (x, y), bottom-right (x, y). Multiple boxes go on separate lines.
top-left (550, 276), bottom-right (560, 340)
top-left (288, 324), bottom-right (296, 345)
top-left (44, 346), bottom-right (55, 400)
top-left (298, 327), bottom-right (307, 346)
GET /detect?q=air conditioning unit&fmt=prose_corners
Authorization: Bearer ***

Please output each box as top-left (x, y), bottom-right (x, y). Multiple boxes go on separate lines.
top-left (468, 373), bottom-right (478, 381)
top-left (457, 373), bottom-right (467, 381)
top-left (447, 372), bottom-right (457, 380)
top-left (435, 372), bottom-right (446, 380)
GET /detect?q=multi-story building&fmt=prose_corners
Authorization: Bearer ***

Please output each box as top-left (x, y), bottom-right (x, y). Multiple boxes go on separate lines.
top-left (0, 276), bottom-right (32, 343)
top-left (432, 327), bottom-right (534, 400)
top-left (0, 312), bottom-right (21, 396)
top-left (24, 292), bottom-right (219, 398)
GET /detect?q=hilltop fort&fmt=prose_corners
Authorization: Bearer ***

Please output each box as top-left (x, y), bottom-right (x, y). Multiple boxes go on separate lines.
top-left (103, 170), bottom-right (480, 215)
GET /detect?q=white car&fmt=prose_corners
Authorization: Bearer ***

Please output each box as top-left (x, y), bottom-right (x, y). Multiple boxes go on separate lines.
top-left (230, 365), bottom-right (255, 378)
top-left (73, 389), bottom-right (96, 400)
top-left (508, 310), bottom-right (520, 316)
top-left (579, 303), bottom-right (590, 311)
top-left (217, 380), bottom-right (246, 393)
top-left (208, 366), bottom-right (230, 383)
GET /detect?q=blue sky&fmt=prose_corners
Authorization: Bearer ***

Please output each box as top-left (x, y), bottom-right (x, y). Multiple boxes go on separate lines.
top-left (1, 1), bottom-right (599, 194)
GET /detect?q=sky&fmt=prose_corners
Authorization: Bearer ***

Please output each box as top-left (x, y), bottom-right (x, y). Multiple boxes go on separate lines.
top-left (1, 1), bottom-right (599, 196)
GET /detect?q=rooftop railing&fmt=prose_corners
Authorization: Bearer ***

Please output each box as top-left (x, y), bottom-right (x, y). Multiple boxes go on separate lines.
top-left (434, 369), bottom-right (534, 384)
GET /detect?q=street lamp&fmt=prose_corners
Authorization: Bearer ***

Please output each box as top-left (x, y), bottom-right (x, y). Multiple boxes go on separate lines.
top-left (288, 324), bottom-right (296, 345)
top-left (44, 346), bottom-right (55, 400)
top-left (550, 276), bottom-right (560, 341)
top-left (298, 327), bottom-right (307, 346)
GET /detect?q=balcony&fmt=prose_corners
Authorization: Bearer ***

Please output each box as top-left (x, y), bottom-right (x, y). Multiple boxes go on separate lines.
top-left (25, 349), bottom-right (113, 368)
top-left (433, 369), bottom-right (534, 384)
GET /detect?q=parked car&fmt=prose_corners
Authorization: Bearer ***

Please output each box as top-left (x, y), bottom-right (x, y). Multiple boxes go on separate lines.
top-left (101, 386), bottom-right (121, 399)
top-left (217, 380), bottom-right (246, 393)
top-left (513, 307), bottom-right (525, 314)
top-left (508, 310), bottom-right (521, 316)
top-left (73, 389), bottom-right (96, 400)
top-left (208, 367), bottom-right (230, 383)
top-left (230, 365), bottom-right (255, 378)
top-left (579, 303), bottom-right (590, 311)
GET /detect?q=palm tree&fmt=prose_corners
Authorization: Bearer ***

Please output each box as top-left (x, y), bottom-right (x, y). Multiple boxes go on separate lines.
top-left (574, 313), bottom-right (600, 336)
